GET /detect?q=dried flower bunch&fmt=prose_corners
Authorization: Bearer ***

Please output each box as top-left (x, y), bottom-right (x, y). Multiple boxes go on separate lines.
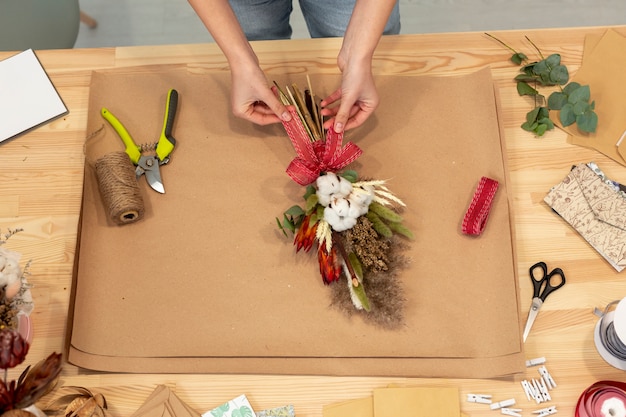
top-left (275, 78), bottom-right (413, 328)
top-left (0, 230), bottom-right (33, 334)
top-left (0, 329), bottom-right (62, 417)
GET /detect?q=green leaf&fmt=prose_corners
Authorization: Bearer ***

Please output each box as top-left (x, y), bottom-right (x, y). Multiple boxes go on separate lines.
top-left (573, 100), bottom-right (589, 116)
top-left (514, 73), bottom-right (539, 83)
top-left (305, 193), bottom-right (318, 213)
top-left (350, 277), bottom-right (371, 311)
top-left (340, 170), bottom-right (358, 183)
top-left (303, 185), bottom-right (316, 200)
top-left (517, 81), bottom-right (539, 96)
top-left (568, 84), bottom-right (591, 104)
top-left (284, 205), bottom-right (305, 218)
top-left (560, 103), bottom-right (576, 127)
top-left (532, 59), bottom-right (548, 76)
top-left (535, 123), bottom-right (548, 136)
top-left (545, 53), bottom-right (562, 68)
top-left (525, 106), bottom-right (541, 123)
top-left (511, 52), bottom-right (527, 65)
top-left (549, 65), bottom-right (569, 85)
top-left (348, 252), bottom-right (364, 282)
top-left (563, 81), bottom-right (581, 95)
top-left (537, 117), bottom-right (554, 130)
top-left (576, 109), bottom-right (598, 133)
top-left (547, 91), bottom-right (568, 110)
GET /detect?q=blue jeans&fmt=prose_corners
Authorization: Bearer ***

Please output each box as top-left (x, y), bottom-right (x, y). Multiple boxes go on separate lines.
top-left (229, 0), bottom-right (401, 40)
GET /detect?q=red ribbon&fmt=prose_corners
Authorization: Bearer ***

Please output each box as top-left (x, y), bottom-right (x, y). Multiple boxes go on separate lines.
top-left (576, 380), bottom-right (626, 417)
top-left (281, 106), bottom-right (362, 186)
top-left (462, 176), bottom-right (499, 236)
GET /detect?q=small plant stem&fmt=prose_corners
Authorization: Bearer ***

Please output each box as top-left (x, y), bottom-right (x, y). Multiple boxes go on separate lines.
top-left (484, 32), bottom-right (519, 55)
top-left (525, 36), bottom-right (545, 60)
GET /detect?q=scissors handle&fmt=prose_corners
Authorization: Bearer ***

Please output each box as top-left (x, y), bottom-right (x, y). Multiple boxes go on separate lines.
top-left (101, 107), bottom-right (142, 164)
top-left (529, 261), bottom-right (566, 301)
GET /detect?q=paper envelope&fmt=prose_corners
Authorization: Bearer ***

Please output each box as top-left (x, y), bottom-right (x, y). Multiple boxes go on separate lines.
top-left (130, 385), bottom-right (200, 417)
top-left (67, 66), bottom-right (524, 378)
top-left (544, 163), bottom-right (626, 271)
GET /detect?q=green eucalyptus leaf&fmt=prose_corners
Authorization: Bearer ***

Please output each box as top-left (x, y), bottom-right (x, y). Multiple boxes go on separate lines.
top-left (573, 100), bottom-right (589, 116)
top-left (511, 52), bottom-right (528, 65)
top-left (577, 109), bottom-right (598, 133)
top-left (535, 123), bottom-right (548, 136)
top-left (538, 117), bottom-right (554, 130)
top-left (284, 205), bottom-right (305, 217)
top-left (548, 92), bottom-right (568, 110)
top-left (303, 185), bottom-right (316, 200)
top-left (525, 106), bottom-right (540, 123)
top-left (514, 74), bottom-right (539, 83)
top-left (560, 103), bottom-right (576, 127)
top-left (563, 81), bottom-right (582, 95)
top-left (532, 59), bottom-right (548, 76)
top-left (568, 84), bottom-right (591, 104)
top-left (340, 170), bottom-right (358, 183)
top-left (549, 65), bottom-right (569, 85)
top-left (545, 53), bottom-right (561, 68)
top-left (517, 81), bottom-right (538, 96)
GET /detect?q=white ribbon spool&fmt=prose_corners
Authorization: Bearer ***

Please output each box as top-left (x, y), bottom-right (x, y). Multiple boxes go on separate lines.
top-left (594, 298), bottom-right (626, 370)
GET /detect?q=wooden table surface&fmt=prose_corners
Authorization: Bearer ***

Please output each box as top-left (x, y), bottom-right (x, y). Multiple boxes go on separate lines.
top-left (2, 26), bottom-right (626, 417)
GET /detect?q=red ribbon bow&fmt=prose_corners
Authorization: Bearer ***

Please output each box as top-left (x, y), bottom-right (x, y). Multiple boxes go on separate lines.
top-left (281, 106), bottom-right (362, 186)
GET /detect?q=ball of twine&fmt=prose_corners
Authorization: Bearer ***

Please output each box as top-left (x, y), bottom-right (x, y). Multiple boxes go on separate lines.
top-left (95, 151), bottom-right (145, 225)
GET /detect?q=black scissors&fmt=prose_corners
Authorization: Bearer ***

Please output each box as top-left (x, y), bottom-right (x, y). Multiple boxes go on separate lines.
top-left (522, 261), bottom-right (566, 342)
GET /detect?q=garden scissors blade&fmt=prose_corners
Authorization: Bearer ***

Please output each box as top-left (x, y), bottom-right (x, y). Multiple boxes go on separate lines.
top-left (101, 88), bottom-right (178, 193)
top-left (522, 261), bottom-right (566, 342)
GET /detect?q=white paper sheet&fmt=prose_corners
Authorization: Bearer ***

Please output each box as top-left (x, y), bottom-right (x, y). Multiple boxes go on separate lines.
top-left (0, 49), bottom-right (68, 142)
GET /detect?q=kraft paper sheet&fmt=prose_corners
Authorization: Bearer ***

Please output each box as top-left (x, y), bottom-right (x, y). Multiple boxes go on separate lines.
top-left (564, 29), bottom-right (626, 165)
top-left (67, 66), bottom-right (524, 377)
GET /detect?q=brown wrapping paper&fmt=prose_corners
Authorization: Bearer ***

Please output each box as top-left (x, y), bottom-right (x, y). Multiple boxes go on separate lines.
top-left (565, 29), bottom-right (626, 164)
top-left (67, 66), bottom-right (524, 377)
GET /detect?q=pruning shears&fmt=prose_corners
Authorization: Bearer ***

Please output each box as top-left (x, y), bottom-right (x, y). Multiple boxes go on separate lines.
top-left (101, 89), bottom-right (178, 193)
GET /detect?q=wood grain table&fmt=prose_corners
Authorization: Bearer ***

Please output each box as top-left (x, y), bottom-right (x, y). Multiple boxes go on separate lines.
top-left (2, 26), bottom-right (626, 417)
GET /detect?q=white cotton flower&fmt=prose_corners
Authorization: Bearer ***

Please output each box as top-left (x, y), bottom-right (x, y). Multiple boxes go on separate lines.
top-left (0, 256), bottom-right (6, 271)
top-left (329, 197), bottom-right (350, 217)
top-left (316, 172), bottom-right (341, 196)
top-left (337, 176), bottom-right (353, 196)
top-left (0, 272), bottom-right (6, 287)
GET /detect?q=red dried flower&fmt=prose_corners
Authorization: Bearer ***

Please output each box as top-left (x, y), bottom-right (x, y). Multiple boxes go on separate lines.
top-left (294, 214), bottom-right (318, 253)
top-left (0, 330), bottom-right (29, 370)
top-left (317, 244), bottom-right (341, 285)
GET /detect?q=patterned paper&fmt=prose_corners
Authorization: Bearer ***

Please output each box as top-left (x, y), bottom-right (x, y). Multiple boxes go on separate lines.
top-left (203, 395), bottom-right (255, 417)
top-left (255, 405), bottom-right (295, 417)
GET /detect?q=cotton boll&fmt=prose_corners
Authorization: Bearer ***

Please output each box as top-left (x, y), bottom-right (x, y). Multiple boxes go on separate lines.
top-left (329, 197), bottom-right (350, 217)
top-left (317, 193), bottom-right (331, 207)
top-left (323, 207), bottom-right (341, 226)
top-left (316, 172), bottom-right (341, 195)
top-left (3, 259), bottom-right (19, 275)
top-left (337, 176), bottom-right (353, 197)
top-left (0, 272), bottom-right (6, 287)
top-left (0, 256), bottom-right (6, 271)
top-left (348, 201), bottom-right (363, 219)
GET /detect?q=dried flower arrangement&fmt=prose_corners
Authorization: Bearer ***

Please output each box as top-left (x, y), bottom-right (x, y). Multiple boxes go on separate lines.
top-left (275, 78), bottom-right (413, 329)
top-left (0, 230), bottom-right (33, 341)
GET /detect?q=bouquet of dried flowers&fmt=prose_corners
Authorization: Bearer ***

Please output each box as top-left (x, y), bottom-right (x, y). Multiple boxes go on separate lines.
top-left (0, 329), bottom-right (62, 417)
top-left (0, 230), bottom-right (33, 339)
top-left (275, 78), bottom-right (413, 328)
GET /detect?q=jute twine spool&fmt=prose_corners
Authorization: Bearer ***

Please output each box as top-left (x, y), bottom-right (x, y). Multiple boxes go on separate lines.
top-left (94, 151), bottom-right (145, 225)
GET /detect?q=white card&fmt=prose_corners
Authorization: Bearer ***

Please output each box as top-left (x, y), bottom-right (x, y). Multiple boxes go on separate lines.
top-left (0, 49), bottom-right (68, 142)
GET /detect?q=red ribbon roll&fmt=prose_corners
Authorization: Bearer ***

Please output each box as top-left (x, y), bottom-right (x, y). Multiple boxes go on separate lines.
top-left (576, 381), bottom-right (626, 417)
top-left (462, 176), bottom-right (499, 236)
top-left (281, 106), bottom-right (362, 186)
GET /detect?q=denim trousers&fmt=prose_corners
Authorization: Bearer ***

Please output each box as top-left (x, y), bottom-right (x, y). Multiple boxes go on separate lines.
top-left (229, 0), bottom-right (401, 40)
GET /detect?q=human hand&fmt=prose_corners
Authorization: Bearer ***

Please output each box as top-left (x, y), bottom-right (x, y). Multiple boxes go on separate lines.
top-left (320, 58), bottom-right (378, 133)
top-left (230, 64), bottom-right (291, 125)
